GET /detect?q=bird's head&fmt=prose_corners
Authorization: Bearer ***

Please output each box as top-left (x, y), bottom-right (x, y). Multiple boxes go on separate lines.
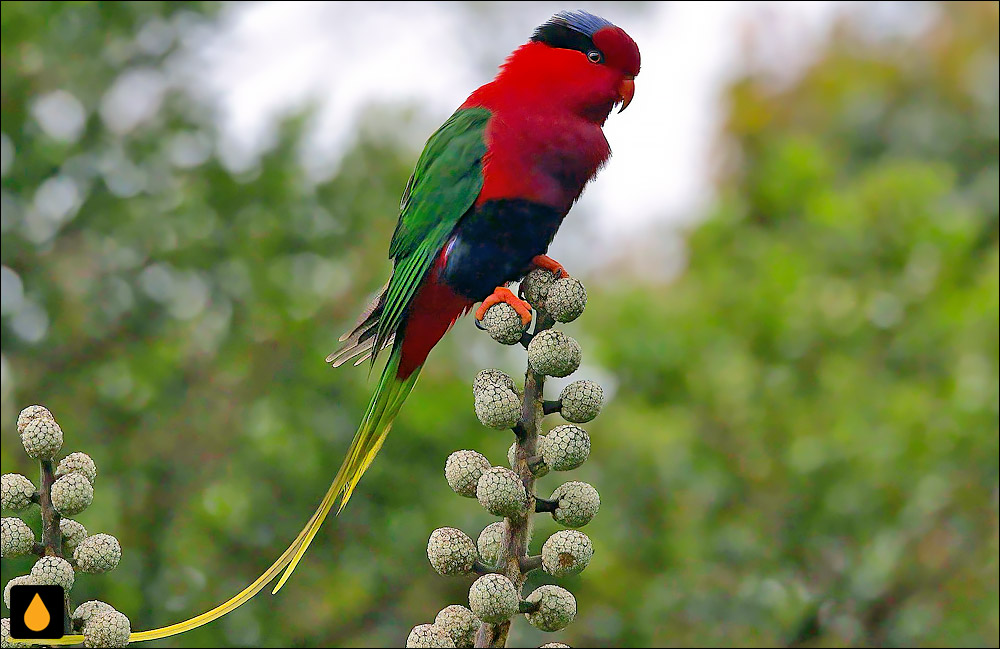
top-left (495, 10), bottom-right (639, 124)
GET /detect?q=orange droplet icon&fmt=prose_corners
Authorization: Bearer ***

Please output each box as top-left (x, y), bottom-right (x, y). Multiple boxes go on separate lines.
top-left (24, 592), bottom-right (51, 632)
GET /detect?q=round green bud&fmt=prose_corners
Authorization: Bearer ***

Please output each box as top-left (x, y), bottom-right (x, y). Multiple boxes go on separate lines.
top-left (549, 482), bottom-right (600, 528)
top-left (1, 474), bottom-right (35, 512)
top-left (60, 518), bottom-right (88, 555)
top-left (56, 452), bottom-right (97, 484)
top-left (434, 605), bottom-right (480, 648)
top-left (476, 467), bottom-right (526, 517)
top-left (474, 384), bottom-right (521, 430)
top-left (524, 585), bottom-right (576, 632)
top-left (483, 303), bottom-right (528, 345)
top-left (31, 556), bottom-right (74, 591)
top-left (521, 268), bottom-right (557, 311)
top-left (527, 330), bottom-right (581, 378)
top-left (75, 534), bottom-right (121, 574)
top-left (546, 278), bottom-right (587, 323)
top-left (1, 618), bottom-right (10, 649)
top-left (72, 601), bottom-right (116, 629)
top-left (83, 609), bottom-right (130, 648)
top-left (427, 527), bottom-right (478, 576)
top-left (50, 472), bottom-right (94, 516)
top-left (445, 450), bottom-right (491, 498)
top-left (16, 405), bottom-right (52, 436)
top-left (405, 624), bottom-right (456, 648)
top-left (476, 521), bottom-right (508, 566)
top-left (20, 417), bottom-right (62, 460)
top-left (540, 425), bottom-right (590, 471)
top-left (1, 518), bottom-right (34, 558)
top-left (4, 575), bottom-right (36, 610)
top-left (472, 369), bottom-right (515, 395)
top-left (558, 380), bottom-right (603, 423)
top-left (468, 574), bottom-right (519, 624)
top-left (542, 530), bottom-right (593, 578)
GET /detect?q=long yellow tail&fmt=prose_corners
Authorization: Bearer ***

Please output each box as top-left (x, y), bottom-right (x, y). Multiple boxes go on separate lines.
top-left (270, 350), bottom-right (420, 593)
top-left (37, 352), bottom-right (421, 646)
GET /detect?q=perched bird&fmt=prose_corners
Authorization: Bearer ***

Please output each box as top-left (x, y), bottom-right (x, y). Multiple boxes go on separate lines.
top-left (137, 9), bottom-right (639, 641)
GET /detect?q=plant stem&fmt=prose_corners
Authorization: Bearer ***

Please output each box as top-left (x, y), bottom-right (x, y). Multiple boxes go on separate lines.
top-left (475, 312), bottom-right (555, 648)
top-left (38, 458), bottom-right (72, 632)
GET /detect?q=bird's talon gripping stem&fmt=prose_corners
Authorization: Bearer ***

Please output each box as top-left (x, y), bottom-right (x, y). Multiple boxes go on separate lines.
top-left (475, 286), bottom-right (533, 326)
top-left (531, 254), bottom-right (569, 279)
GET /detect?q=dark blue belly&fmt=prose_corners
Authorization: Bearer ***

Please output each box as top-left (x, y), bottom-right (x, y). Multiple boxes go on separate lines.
top-left (440, 198), bottom-right (564, 301)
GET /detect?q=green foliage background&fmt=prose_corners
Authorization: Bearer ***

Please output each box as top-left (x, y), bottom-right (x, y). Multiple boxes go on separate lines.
top-left (1, 2), bottom-right (996, 647)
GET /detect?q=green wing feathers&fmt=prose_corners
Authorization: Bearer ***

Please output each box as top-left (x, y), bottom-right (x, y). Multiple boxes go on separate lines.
top-left (372, 106), bottom-right (491, 360)
top-left (130, 107), bottom-right (491, 645)
top-left (279, 107), bottom-right (489, 591)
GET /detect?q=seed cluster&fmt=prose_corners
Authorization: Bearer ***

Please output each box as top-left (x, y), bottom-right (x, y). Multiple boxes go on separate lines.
top-left (409, 272), bottom-right (603, 648)
top-left (3, 406), bottom-right (129, 648)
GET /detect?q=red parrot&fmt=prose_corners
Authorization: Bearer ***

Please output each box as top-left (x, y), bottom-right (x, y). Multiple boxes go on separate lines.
top-left (137, 10), bottom-right (639, 640)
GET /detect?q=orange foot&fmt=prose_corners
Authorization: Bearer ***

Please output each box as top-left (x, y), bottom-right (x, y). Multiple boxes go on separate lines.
top-left (475, 286), bottom-right (533, 326)
top-left (532, 254), bottom-right (570, 279)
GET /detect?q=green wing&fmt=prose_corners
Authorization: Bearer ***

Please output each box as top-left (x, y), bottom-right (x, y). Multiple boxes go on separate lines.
top-left (371, 106), bottom-right (491, 358)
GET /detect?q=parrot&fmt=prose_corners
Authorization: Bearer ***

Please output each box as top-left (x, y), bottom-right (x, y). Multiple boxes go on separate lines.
top-left (128, 9), bottom-right (640, 642)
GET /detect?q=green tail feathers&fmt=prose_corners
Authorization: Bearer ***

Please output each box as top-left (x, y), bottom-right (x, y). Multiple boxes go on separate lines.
top-left (271, 349), bottom-right (420, 593)
top-left (102, 351), bottom-right (420, 644)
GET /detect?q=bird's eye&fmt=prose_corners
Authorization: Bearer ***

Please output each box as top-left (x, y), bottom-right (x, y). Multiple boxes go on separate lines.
top-left (587, 50), bottom-right (603, 64)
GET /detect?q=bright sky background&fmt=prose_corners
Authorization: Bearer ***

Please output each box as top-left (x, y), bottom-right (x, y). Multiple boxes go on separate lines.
top-left (183, 1), bottom-right (895, 272)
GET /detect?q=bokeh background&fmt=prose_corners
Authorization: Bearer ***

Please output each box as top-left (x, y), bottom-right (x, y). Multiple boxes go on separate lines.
top-left (2, 1), bottom-right (997, 647)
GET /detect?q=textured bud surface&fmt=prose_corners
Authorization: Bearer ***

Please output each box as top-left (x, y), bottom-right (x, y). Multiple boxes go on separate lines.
top-left (427, 528), bottom-right (477, 576)
top-left (1, 518), bottom-right (34, 558)
top-left (476, 521), bottom-right (508, 566)
top-left (16, 405), bottom-right (52, 435)
top-left (472, 369), bottom-right (515, 395)
top-left (405, 623), bottom-right (456, 648)
top-left (546, 277), bottom-right (587, 323)
top-left (524, 585), bottom-right (577, 632)
top-left (445, 450), bottom-right (491, 498)
top-left (527, 330), bottom-right (581, 378)
top-left (542, 530), bottom-right (594, 578)
top-left (56, 452), bottom-right (98, 484)
top-left (73, 601), bottom-right (116, 627)
top-left (20, 417), bottom-right (63, 459)
top-left (474, 384), bottom-right (521, 430)
top-left (539, 643), bottom-right (571, 647)
top-left (1, 474), bottom-right (35, 512)
top-left (521, 268), bottom-right (557, 310)
top-left (434, 605), bottom-right (480, 648)
top-left (31, 556), bottom-right (75, 591)
top-left (75, 534), bottom-right (122, 573)
top-left (541, 425), bottom-right (591, 471)
top-left (558, 380), bottom-right (604, 423)
top-left (483, 303), bottom-right (528, 345)
top-left (84, 609), bottom-right (130, 648)
top-left (550, 481), bottom-right (600, 528)
top-left (476, 467), bottom-right (527, 517)
top-left (61, 518), bottom-right (88, 554)
top-left (51, 472), bottom-right (94, 516)
top-left (469, 574), bottom-right (519, 624)
top-left (1, 618), bottom-right (9, 649)
top-left (4, 575), bottom-right (36, 609)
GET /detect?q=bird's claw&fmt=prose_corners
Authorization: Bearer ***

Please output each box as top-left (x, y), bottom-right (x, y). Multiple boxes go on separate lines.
top-left (531, 254), bottom-right (569, 279)
top-left (475, 286), bottom-right (533, 326)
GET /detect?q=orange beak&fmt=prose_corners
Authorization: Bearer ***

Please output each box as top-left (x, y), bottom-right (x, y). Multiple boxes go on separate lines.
top-left (617, 76), bottom-right (635, 113)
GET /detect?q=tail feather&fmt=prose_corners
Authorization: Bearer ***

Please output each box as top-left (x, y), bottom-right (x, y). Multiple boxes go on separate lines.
top-left (270, 347), bottom-right (420, 594)
top-left (73, 349), bottom-right (422, 646)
